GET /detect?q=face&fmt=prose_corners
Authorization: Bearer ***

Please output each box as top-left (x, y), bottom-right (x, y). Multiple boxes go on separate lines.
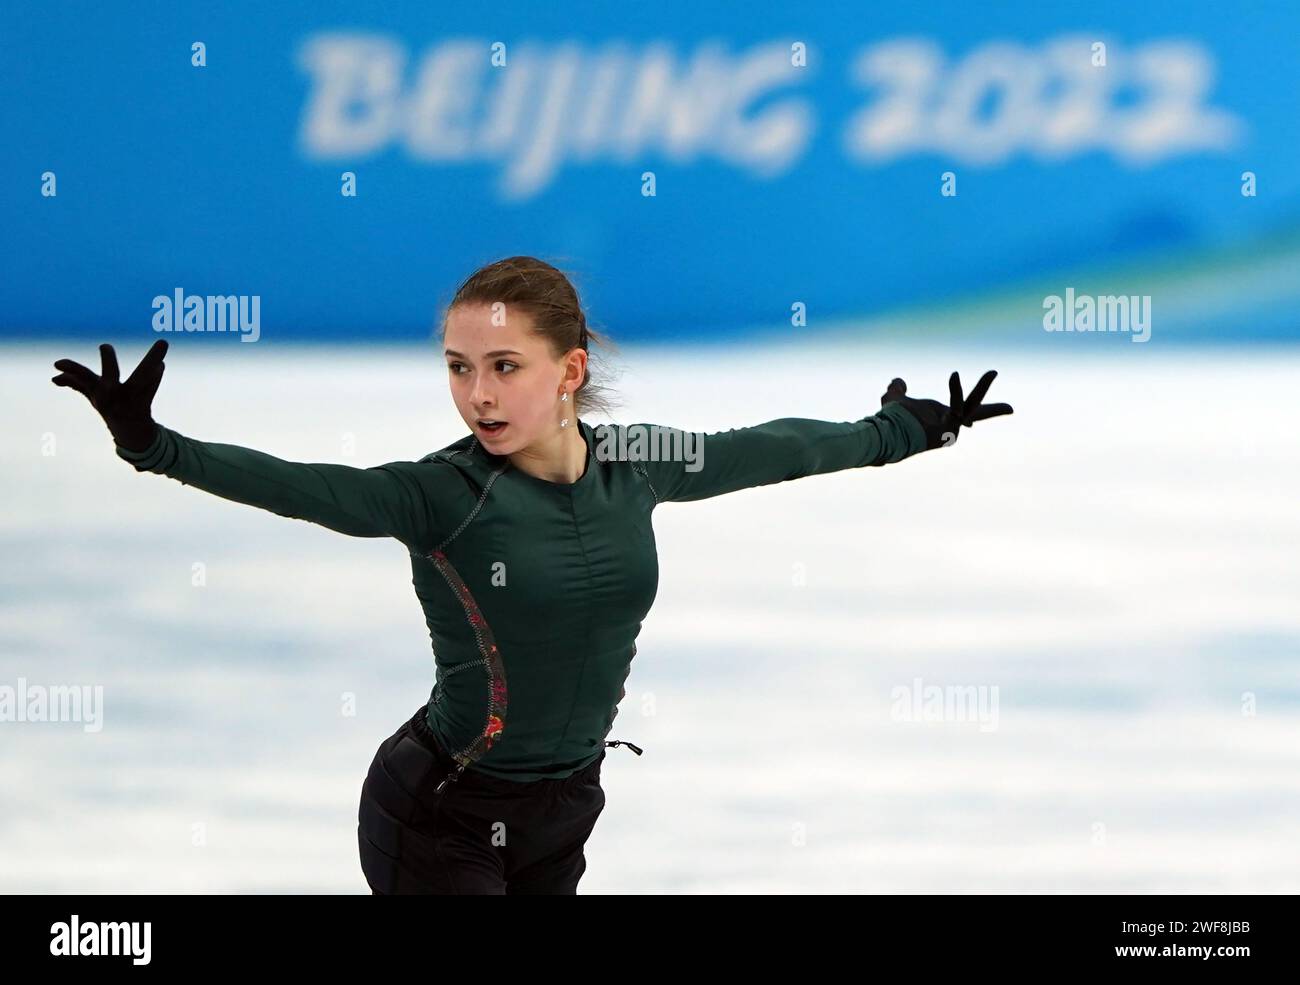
top-left (443, 303), bottom-right (585, 453)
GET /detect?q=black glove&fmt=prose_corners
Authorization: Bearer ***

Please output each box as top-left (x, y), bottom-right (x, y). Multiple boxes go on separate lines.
top-left (880, 370), bottom-right (1012, 450)
top-left (52, 340), bottom-right (169, 452)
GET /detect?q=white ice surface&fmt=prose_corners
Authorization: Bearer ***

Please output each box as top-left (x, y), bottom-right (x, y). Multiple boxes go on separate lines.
top-left (2, 339), bottom-right (1298, 893)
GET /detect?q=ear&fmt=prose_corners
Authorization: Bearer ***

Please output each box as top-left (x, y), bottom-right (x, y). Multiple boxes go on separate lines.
top-left (566, 347), bottom-right (587, 387)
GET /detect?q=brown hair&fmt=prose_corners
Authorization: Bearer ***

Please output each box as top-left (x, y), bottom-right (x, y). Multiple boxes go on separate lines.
top-left (440, 256), bottom-right (621, 419)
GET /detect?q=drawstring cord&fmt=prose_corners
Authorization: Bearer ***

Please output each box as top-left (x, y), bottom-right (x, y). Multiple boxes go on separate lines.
top-left (435, 762), bottom-right (467, 794)
top-left (434, 740), bottom-right (643, 792)
top-left (605, 739), bottom-right (643, 755)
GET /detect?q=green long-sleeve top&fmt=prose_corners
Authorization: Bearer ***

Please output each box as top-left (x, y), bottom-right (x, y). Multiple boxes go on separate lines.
top-left (115, 403), bottom-right (927, 780)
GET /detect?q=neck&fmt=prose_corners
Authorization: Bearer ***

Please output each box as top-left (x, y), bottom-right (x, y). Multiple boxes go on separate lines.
top-left (507, 421), bottom-right (588, 484)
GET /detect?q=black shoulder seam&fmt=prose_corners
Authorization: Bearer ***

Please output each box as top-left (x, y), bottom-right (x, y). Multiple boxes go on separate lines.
top-left (631, 462), bottom-right (661, 505)
top-left (433, 462), bottom-right (509, 552)
top-left (449, 435), bottom-right (481, 463)
top-left (421, 432), bottom-right (481, 465)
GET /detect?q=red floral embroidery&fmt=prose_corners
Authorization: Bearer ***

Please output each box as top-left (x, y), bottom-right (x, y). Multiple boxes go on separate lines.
top-left (429, 549), bottom-right (508, 766)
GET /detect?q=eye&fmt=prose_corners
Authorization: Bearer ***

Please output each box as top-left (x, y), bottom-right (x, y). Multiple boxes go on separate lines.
top-left (447, 362), bottom-right (465, 375)
top-left (497, 361), bottom-right (518, 374)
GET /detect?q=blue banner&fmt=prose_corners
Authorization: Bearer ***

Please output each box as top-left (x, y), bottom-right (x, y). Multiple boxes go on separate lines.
top-left (4, 1), bottom-right (1298, 342)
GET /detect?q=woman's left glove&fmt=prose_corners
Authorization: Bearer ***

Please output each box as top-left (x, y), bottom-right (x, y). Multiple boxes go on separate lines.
top-left (880, 370), bottom-right (1013, 450)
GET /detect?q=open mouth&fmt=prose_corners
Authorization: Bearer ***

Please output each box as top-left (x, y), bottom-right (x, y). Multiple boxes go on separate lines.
top-left (477, 419), bottom-right (508, 437)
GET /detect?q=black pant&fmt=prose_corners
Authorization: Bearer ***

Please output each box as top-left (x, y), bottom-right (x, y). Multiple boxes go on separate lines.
top-left (358, 705), bottom-right (607, 894)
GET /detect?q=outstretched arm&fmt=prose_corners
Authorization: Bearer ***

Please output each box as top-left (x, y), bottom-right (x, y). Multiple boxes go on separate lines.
top-left (627, 402), bottom-right (924, 504)
top-left (114, 425), bottom-right (440, 548)
top-left (629, 370), bottom-right (1012, 504)
top-left (53, 341), bottom-right (445, 550)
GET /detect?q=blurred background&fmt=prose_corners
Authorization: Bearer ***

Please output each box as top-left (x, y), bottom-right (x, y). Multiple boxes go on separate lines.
top-left (2, 1), bottom-right (1297, 892)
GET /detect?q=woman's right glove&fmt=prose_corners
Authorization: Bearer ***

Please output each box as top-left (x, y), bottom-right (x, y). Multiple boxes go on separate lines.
top-left (51, 340), bottom-right (169, 453)
top-left (880, 369), bottom-right (1012, 450)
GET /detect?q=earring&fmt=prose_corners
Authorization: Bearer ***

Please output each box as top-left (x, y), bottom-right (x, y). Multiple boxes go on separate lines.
top-left (560, 392), bottom-right (568, 402)
top-left (560, 389), bottom-right (570, 427)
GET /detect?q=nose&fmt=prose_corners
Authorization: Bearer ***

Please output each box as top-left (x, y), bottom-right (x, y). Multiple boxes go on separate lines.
top-left (469, 374), bottom-right (494, 410)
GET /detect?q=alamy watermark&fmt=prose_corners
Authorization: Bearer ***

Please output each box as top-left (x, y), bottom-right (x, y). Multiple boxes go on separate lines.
top-left (50, 915), bottom-right (150, 965)
top-left (0, 678), bottom-right (104, 732)
top-left (1043, 288), bottom-right (1150, 342)
top-left (152, 287), bottom-right (261, 342)
top-left (592, 424), bottom-right (703, 472)
top-left (890, 676), bottom-right (999, 732)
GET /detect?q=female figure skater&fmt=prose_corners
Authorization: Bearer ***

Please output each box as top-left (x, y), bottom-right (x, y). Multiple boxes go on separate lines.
top-left (51, 256), bottom-right (1012, 894)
